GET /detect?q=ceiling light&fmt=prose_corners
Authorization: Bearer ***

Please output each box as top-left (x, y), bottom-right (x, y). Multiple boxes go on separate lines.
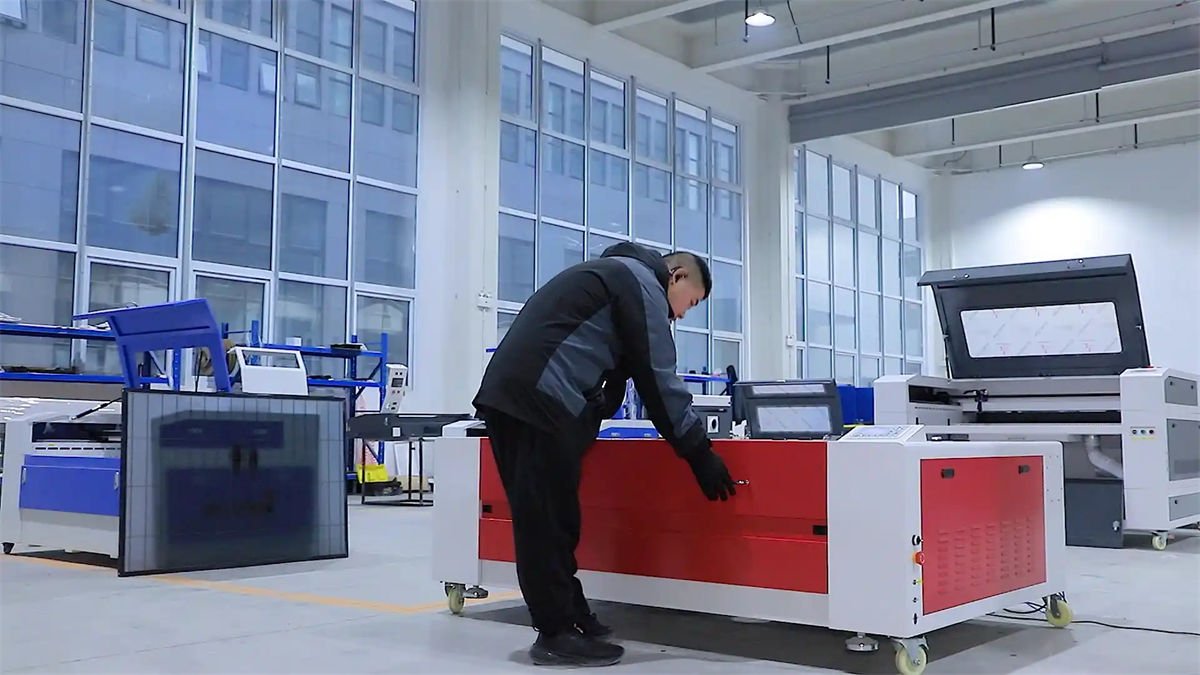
top-left (1021, 157), bottom-right (1044, 170)
top-left (745, 9), bottom-right (775, 27)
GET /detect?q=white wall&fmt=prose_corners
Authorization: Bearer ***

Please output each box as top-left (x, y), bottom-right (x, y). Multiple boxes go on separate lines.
top-left (409, 0), bottom-right (773, 412)
top-left (931, 141), bottom-right (1200, 375)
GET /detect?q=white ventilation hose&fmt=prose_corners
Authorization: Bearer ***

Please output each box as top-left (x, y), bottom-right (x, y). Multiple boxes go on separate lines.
top-left (1085, 434), bottom-right (1123, 479)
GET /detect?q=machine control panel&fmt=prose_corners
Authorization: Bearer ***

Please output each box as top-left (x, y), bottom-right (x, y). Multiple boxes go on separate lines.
top-left (732, 379), bottom-right (844, 440)
top-left (382, 364), bottom-right (409, 413)
top-left (838, 425), bottom-right (925, 442)
top-left (1127, 426), bottom-right (1159, 440)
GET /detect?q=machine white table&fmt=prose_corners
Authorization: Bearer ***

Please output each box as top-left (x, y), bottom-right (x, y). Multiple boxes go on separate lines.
top-left (431, 422), bottom-right (1072, 675)
top-left (875, 254), bottom-right (1199, 549)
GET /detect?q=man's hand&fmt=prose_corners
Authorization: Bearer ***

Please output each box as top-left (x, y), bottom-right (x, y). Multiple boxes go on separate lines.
top-left (684, 446), bottom-right (737, 501)
top-left (600, 371), bottom-right (629, 419)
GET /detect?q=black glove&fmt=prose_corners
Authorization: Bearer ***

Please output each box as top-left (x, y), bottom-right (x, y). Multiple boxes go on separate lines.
top-left (600, 370), bottom-right (629, 419)
top-left (684, 445), bottom-right (737, 501)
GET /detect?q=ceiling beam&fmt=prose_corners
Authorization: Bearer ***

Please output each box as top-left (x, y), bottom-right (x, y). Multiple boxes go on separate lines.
top-left (892, 74), bottom-right (1200, 157)
top-left (756, 1), bottom-right (1200, 103)
top-left (899, 104), bottom-right (1198, 158)
top-left (593, 0), bottom-right (725, 31)
top-left (787, 25), bottom-right (1200, 143)
top-left (693, 0), bottom-right (1029, 73)
top-left (925, 116), bottom-right (1200, 172)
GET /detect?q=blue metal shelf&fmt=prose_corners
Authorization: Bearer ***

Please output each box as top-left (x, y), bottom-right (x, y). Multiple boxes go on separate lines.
top-left (239, 321), bottom-right (390, 395)
top-left (259, 343), bottom-right (387, 360)
top-left (308, 378), bottom-right (383, 389)
top-left (0, 372), bottom-right (170, 385)
top-left (0, 319), bottom-right (178, 389)
top-left (0, 323), bottom-right (114, 340)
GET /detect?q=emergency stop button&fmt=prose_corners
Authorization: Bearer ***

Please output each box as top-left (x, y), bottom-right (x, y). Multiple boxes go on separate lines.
top-left (913, 552), bottom-right (925, 565)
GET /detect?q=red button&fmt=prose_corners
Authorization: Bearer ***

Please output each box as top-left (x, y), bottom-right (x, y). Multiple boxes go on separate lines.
top-left (913, 552), bottom-right (925, 565)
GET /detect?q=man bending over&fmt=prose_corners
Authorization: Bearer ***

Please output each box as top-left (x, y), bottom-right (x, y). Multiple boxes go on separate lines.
top-left (473, 242), bottom-right (737, 667)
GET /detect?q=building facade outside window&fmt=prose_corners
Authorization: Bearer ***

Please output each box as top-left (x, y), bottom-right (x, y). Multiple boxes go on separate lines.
top-left (497, 35), bottom-right (746, 387)
top-left (0, 0), bottom-right (421, 376)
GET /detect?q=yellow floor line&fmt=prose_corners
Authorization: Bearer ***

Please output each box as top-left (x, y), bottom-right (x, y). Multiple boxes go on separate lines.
top-left (1, 554), bottom-right (520, 614)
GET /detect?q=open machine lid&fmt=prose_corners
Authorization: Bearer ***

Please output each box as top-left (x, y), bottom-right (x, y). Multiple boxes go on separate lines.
top-left (920, 254), bottom-right (1150, 379)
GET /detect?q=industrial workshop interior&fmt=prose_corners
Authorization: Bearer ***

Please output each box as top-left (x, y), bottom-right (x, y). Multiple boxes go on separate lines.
top-left (2, 0), bottom-right (1199, 673)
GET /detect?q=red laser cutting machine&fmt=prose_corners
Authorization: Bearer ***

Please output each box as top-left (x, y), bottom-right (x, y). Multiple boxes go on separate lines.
top-left (432, 421), bottom-right (1071, 675)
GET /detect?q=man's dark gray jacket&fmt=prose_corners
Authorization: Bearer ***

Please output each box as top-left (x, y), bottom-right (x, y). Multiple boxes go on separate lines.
top-left (473, 242), bottom-right (709, 457)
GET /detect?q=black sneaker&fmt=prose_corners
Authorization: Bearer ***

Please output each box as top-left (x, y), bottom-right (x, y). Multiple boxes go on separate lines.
top-left (576, 612), bottom-right (614, 639)
top-left (530, 630), bottom-right (624, 667)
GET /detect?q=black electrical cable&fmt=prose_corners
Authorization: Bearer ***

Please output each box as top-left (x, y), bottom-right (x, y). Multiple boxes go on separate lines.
top-left (785, 0), bottom-right (803, 45)
top-left (991, 611), bottom-right (1200, 637)
top-left (989, 7), bottom-right (996, 51)
top-left (998, 602), bottom-right (1046, 615)
top-left (70, 396), bottom-right (121, 421)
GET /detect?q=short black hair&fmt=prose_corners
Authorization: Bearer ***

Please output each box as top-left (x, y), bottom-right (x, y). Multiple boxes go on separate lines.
top-left (663, 251), bottom-right (712, 299)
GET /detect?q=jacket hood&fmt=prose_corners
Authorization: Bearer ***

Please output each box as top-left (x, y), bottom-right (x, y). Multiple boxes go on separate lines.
top-left (600, 242), bottom-right (670, 291)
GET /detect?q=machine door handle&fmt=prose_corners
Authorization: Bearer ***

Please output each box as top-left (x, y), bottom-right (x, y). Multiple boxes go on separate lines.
top-left (113, 471), bottom-right (120, 490)
top-left (20, 467), bottom-right (26, 484)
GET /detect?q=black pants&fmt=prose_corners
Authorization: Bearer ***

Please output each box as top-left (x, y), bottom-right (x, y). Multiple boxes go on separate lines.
top-left (484, 410), bottom-right (597, 637)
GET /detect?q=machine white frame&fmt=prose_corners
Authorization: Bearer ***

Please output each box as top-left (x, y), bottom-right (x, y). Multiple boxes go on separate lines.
top-left (0, 398), bottom-right (122, 558)
top-left (232, 347), bottom-right (308, 396)
top-left (431, 425), bottom-right (1071, 673)
top-left (875, 367), bottom-right (1200, 549)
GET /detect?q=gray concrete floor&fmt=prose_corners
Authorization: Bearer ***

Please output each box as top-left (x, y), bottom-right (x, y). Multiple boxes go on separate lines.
top-left (2, 503), bottom-right (1199, 674)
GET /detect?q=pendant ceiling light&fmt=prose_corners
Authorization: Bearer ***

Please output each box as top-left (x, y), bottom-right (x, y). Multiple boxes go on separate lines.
top-left (745, 1), bottom-right (775, 27)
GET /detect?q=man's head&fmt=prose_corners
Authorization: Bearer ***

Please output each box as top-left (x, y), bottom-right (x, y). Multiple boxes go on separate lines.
top-left (662, 251), bottom-right (711, 321)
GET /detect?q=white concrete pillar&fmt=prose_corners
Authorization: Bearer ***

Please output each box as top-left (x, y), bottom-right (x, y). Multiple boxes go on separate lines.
top-left (410, 0), bottom-right (501, 412)
top-left (747, 101), bottom-right (792, 379)
top-left (926, 173), bottom-right (954, 377)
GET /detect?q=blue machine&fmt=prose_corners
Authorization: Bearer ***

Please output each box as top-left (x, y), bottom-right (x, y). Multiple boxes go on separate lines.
top-left (2, 301), bottom-right (231, 559)
top-left (0, 300), bottom-right (350, 573)
top-left (838, 385), bottom-right (876, 426)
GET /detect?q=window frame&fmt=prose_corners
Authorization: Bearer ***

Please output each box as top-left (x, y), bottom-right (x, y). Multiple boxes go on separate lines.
top-left (495, 34), bottom-right (747, 378)
top-left (791, 146), bottom-right (924, 385)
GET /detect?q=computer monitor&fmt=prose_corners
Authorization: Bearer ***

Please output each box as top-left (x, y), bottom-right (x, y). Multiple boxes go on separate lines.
top-left (732, 379), bottom-right (844, 440)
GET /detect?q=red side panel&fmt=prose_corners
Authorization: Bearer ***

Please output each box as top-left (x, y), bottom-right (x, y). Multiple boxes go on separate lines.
top-left (920, 456), bottom-right (1046, 614)
top-left (479, 439), bottom-right (830, 594)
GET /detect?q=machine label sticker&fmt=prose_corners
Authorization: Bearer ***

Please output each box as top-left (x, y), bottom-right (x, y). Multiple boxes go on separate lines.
top-left (962, 302), bottom-right (1122, 358)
